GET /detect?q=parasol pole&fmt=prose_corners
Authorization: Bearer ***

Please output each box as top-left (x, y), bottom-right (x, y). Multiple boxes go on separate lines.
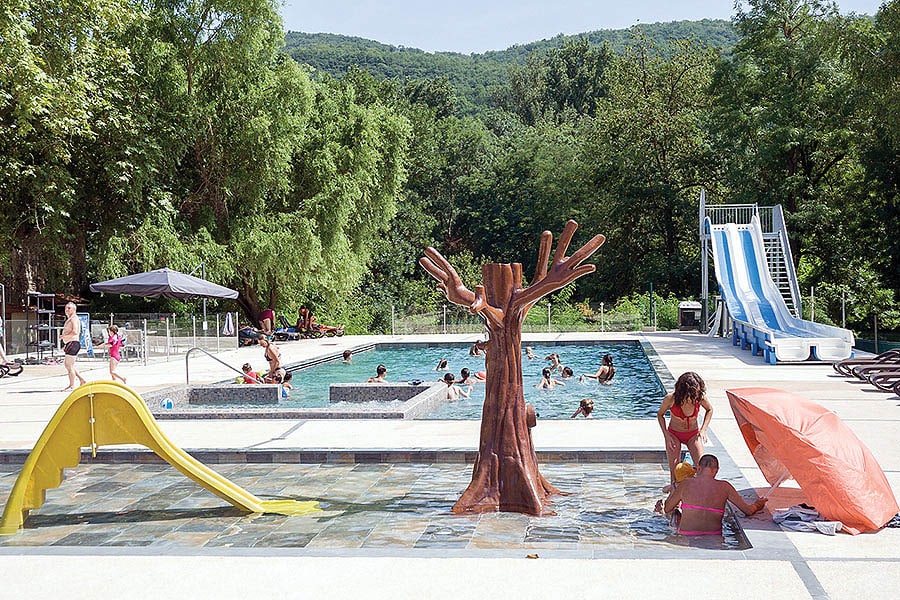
top-left (762, 469), bottom-right (791, 499)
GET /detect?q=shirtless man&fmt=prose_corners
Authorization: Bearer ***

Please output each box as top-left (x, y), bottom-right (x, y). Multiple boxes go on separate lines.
top-left (61, 302), bottom-right (86, 391)
top-left (366, 364), bottom-right (387, 383)
top-left (662, 454), bottom-right (766, 536)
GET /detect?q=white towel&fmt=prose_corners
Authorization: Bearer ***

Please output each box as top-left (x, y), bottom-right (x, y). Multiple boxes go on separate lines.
top-left (222, 312), bottom-right (235, 336)
top-left (773, 505), bottom-right (843, 535)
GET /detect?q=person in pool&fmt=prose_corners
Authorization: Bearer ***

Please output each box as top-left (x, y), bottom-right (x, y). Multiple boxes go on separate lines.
top-left (657, 372), bottom-right (713, 491)
top-left (258, 336), bottom-right (282, 375)
top-left (545, 353), bottom-right (563, 373)
top-left (442, 372), bottom-right (470, 400)
top-left (661, 454), bottom-right (766, 536)
top-left (435, 358), bottom-right (449, 371)
top-left (241, 363), bottom-right (260, 384)
top-left (536, 367), bottom-right (566, 389)
top-left (342, 350), bottom-right (352, 364)
top-left (570, 398), bottom-right (594, 418)
top-left (454, 368), bottom-right (483, 384)
top-left (580, 353), bottom-right (615, 383)
top-left (366, 364), bottom-right (387, 383)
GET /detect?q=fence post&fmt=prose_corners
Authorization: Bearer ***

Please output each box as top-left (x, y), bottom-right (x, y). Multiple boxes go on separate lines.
top-left (142, 319), bottom-right (148, 365)
top-left (216, 313), bottom-right (220, 353)
top-left (600, 302), bottom-right (605, 332)
top-left (391, 304), bottom-right (395, 336)
top-left (165, 316), bottom-right (170, 362)
top-left (810, 286), bottom-right (815, 322)
top-left (442, 304), bottom-right (447, 335)
top-left (547, 302), bottom-right (551, 334)
top-left (192, 315), bottom-right (197, 348)
top-left (874, 314), bottom-right (879, 354)
top-left (841, 289), bottom-right (846, 328)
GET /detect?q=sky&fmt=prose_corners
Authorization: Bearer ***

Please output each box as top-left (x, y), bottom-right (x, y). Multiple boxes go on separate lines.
top-left (281, 0), bottom-right (884, 54)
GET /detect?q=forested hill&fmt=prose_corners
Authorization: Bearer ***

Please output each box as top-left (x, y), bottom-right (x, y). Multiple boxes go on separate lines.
top-left (284, 19), bottom-right (737, 111)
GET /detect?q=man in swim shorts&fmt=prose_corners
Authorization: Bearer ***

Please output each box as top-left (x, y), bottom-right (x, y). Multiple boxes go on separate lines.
top-left (662, 454), bottom-right (766, 536)
top-left (61, 302), bottom-right (86, 391)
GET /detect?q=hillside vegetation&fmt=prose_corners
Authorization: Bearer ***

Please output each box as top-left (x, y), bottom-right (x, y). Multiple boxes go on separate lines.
top-left (284, 20), bottom-right (738, 112)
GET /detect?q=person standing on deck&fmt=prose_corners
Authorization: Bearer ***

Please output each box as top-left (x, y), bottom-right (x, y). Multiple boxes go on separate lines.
top-left (61, 302), bottom-right (86, 391)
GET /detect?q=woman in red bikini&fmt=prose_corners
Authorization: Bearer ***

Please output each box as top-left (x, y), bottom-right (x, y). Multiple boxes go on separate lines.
top-left (657, 372), bottom-right (713, 490)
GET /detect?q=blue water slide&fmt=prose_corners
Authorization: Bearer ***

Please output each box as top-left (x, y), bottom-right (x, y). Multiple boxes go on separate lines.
top-left (707, 216), bottom-right (853, 363)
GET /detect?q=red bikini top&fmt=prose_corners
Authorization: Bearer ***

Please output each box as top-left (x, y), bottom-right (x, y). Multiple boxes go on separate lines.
top-left (670, 401), bottom-right (699, 420)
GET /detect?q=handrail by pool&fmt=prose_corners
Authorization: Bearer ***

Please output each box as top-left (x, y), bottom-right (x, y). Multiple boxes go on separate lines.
top-left (185, 346), bottom-right (261, 385)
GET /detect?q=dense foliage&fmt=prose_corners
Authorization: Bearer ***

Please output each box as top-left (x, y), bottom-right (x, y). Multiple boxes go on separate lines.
top-left (1, 1), bottom-right (898, 337)
top-left (284, 20), bottom-right (738, 115)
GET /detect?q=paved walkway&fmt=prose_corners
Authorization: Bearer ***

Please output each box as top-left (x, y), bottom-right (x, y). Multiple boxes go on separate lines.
top-left (1, 331), bottom-right (898, 599)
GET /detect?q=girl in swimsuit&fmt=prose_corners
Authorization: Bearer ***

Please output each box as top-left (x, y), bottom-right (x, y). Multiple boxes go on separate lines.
top-left (99, 325), bottom-right (127, 384)
top-left (656, 372), bottom-right (713, 490)
top-left (536, 367), bottom-right (566, 389)
top-left (579, 353), bottom-right (615, 383)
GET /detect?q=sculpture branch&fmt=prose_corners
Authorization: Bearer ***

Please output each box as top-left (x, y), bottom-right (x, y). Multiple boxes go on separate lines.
top-left (514, 221), bottom-right (606, 310)
top-left (419, 247), bottom-right (476, 307)
top-left (531, 230), bottom-right (552, 286)
top-left (472, 285), bottom-right (505, 329)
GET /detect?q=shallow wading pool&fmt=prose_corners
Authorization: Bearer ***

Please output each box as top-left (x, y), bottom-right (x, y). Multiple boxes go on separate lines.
top-left (0, 462), bottom-right (750, 551)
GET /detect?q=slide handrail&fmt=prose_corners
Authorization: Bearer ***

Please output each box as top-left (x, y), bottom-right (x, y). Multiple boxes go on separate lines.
top-left (185, 346), bottom-right (260, 384)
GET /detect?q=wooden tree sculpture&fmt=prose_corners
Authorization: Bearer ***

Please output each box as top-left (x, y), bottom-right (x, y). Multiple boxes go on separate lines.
top-left (419, 220), bottom-right (605, 515)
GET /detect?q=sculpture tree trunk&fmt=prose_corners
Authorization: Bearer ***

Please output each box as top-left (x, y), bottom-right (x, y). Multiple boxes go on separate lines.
top-left (420, 220), bottom-right (605, 516)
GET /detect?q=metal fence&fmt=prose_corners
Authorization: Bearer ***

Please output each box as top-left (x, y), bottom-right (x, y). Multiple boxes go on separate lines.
top-left (2, 312), bottom-right (239, 364)
top-left (388, 304), bottom-right (643, 335)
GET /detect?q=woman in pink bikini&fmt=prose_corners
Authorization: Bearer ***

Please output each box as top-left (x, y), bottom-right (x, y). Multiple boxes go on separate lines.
top-left (662, 454), bottom-right (766, 536)
top-left (657, 372), bottom-right (713, 490)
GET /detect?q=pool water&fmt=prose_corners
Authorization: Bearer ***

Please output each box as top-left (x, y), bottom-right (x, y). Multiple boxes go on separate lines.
top-left (0, 462), bottom-right (750, 551)
top-left (284, 342), bottom-right (665, 419)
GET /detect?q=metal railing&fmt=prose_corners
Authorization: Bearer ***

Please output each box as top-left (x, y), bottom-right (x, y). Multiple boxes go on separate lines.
top-left (1, 311), bottom-right (240, 362)
top-left (185, 346), bottom-right (260, 385)
top-left (388, 303), bottom-right (644, 335)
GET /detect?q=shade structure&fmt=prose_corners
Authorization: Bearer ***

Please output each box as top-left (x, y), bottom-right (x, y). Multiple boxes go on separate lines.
top-left (89, 268), bottom-right (238, 300)
top-left (727, 387), bottom-right (898, 534)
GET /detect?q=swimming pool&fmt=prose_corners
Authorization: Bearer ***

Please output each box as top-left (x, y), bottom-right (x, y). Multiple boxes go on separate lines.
top-left (281, 341), bottom-right (665, 420)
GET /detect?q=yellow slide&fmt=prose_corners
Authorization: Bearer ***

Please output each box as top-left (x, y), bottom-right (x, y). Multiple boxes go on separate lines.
top-left (0, 381), bottom-right (319, 535)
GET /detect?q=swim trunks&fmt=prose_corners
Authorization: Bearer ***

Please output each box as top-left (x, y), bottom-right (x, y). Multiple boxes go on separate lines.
top-left (64, 341), bottom-right (81, 356)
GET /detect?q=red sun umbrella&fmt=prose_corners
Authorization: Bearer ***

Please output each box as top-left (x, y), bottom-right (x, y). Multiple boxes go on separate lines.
top-left (727, 387), bottom-right (898, 534)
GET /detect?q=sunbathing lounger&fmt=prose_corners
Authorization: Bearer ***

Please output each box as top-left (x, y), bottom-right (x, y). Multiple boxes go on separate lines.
top-left (833, 349), bottom-right (900, 377)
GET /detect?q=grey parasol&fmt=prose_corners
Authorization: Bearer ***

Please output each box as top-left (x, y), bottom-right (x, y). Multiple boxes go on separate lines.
top-left (89, 268), bottom-right (238, 300)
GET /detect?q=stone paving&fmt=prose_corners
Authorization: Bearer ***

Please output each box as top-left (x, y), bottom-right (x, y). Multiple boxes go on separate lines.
top-left (0, 462), bottom-right (748, 552)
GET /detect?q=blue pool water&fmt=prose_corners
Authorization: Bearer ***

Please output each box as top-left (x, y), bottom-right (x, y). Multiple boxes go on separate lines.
top-left (284, 342), bottom-right (665, 420)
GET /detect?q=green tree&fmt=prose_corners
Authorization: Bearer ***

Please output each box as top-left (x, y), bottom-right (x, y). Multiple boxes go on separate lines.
top-left (709, 0), bottom-right (859, 264)
top-left (498, 38), bottom-right (613, 124)
top-left (0, 0), bottom-right (151, 299)
top-left (582, 34), bottom-right (718, 301)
